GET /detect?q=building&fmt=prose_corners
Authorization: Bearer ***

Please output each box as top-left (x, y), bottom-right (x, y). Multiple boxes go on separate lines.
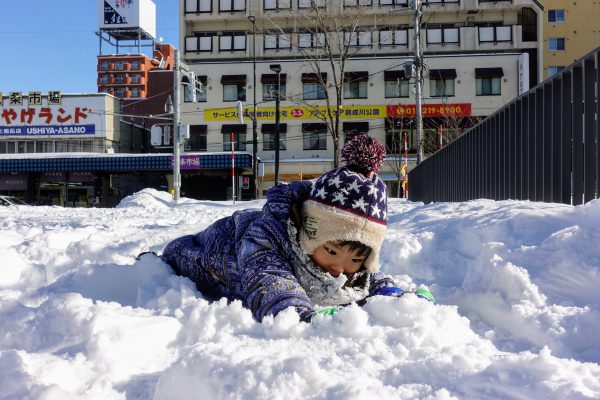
top-left (180, 0), bottom-right (544, 197)
top-left (542, 0), bottom-right (600, 79)
top-left (97, 43), bottom-right (176, 99)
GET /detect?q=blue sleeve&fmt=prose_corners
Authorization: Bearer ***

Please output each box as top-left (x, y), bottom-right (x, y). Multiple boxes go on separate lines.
top-left (237, 223), bottom-right (314, 322)
top-left (161, 235), bottom-right (199, 278)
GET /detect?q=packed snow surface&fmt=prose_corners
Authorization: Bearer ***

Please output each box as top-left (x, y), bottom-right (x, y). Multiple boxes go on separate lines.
top-left (1, 188), bottom-right (599, 399)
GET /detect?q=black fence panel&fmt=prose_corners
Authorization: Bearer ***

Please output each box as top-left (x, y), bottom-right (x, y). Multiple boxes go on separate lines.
top-left (408, 46), bottom-right (600, 206)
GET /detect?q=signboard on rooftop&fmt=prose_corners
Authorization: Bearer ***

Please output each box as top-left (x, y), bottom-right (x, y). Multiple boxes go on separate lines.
top-left (98, 0), bottom-right (156, 40)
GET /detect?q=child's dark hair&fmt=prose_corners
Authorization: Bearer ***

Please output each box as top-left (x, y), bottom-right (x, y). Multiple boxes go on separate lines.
top-left (339, 241), bottom-right (372, 258)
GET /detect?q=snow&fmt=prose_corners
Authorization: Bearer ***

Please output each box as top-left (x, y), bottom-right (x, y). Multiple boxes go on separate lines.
top-left (1, 188), bottom-right (599, 399)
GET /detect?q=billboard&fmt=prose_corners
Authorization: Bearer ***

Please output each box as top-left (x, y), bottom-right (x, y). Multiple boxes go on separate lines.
top-left (0, 94), bottom-right (108, 139)
top-left (99, 0), bottom-right (156, 40)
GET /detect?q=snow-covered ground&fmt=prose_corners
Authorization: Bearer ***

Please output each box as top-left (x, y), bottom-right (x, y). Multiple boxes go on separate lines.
top-left (1, 188), bottom-right (599, 399)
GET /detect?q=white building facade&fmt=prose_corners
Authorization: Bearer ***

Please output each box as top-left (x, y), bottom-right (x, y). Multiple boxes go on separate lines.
top-left (180, 0), bottom-right (544, 197)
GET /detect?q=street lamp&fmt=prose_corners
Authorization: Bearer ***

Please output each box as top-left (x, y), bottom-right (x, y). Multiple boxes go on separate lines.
top-left (248, 14), bottom-right (258, 198)
top-left (269, 63), bottom-right (282, 186)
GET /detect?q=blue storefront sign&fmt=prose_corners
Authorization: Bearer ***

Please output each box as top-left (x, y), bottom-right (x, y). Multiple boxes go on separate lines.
top-left (0, 125), bottom-right (96, 136)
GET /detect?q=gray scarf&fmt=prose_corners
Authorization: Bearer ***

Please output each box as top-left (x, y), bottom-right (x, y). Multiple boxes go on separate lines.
top-left (287, 220), bottom-right (370, 307)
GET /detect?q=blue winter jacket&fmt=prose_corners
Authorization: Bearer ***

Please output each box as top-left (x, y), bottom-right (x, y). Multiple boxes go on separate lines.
top-left (162, 180), bottom-right (398, 322)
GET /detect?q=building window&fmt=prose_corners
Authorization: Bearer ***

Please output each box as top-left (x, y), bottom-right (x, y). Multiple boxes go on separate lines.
top-left (100, 61), bottom-right (109, 71)
top-left (100, 75), bottom-right (110, 84)
top-left (475, 68), bottom-right (503, 96)
top-left (343, 122), bottom-right (368, 143)
top-left (186, 33), bottom-right (214, 52)
top-left (115, 61), bottom-right (125, 70)
top-left (264, 33), bottom-right (292, 50)
top-left (264, 0), bottom-right (291, 10)
top-left (222, 75), bottom-right (247, 101)
top-left (344, 0), bottom-right (372, 6)
top-left (429, 69), bottom-right (456, 98)
top-left (188, 125), bottom-right (208, 151)
top-left (185, 76), bottom-right (207, 102)
top-left (130, 61), bottom-right (139, 70)
top-left (384, 70), bottom-right (409, 98)
top-left (548, 9), bottom-right (565, 23)
top-left (299, 31), bottom-right (326, 48)
top-left (262, 124), bottom-right (287, 150)
top-left (221, 125), bottom-right (247, 151)
top-left (343, 72), bottom-right (368, 99)
top-left (379, 28), bottom-right (408, 47)
top-left (425, 0), bottom-right (459, 4)
top-left (130, 88), bottom-right (140, 97)
top-left (261, 74), bottom-right (287, 101)
top-left (478, 25), bottom-right (512, 44)
top-left (115, 88), bottom-right (125, 97)
top-left (185, 0), bottom-right (212, 13)
top-left (476, 78), bottom-right (501, 96)
top-left (548, 37), bottom-right (565, 51)
top-left (130, 75), bottom-right (140, 84)
top-left (219, 32), bottom-right (246, 51)
top-left (380, 0), bottom-right (408, 6)
top-left (426, 25), bottom-right (459, 45)
top-left (219, 0), bottom-right (246, 12)
top-left (345, 30), bottom-right (372, 46)
top-left (547, 66), bottom-right (565, 77)
top-left (115, 74), bottom-right (125, 84)
top-left (298, 0), bottom-right (325, 8)
top-left (303, 124), bottom-right (327, 150)
top-left (302, 73), bottom-right (327, 100)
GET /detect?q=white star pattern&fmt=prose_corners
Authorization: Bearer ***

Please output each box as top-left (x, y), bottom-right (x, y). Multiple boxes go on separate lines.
top-left (315, 187), bottom-right (328, 200)
top-left (331, 191), bottom-right (347, 205)
top-left (382, 208), bottom-right (387, 220)
top-left (328, 176), bottom-right (342, 188)
top-left (367, 185), bottom-right (379, 198)
top-left (371, 203), bottom-right (381, 218)
top-left (352, 197), bottom-right (367, 212)
top-left (347, 180), bottom-right (361, 193)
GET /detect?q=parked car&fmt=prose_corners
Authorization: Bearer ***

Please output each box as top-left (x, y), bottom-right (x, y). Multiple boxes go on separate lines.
top-left (0, 195), bottom-right (29, 206)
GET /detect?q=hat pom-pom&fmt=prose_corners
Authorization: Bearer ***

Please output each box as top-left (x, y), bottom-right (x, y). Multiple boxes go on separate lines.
top-left (341, 134), bottom-right (386, 175)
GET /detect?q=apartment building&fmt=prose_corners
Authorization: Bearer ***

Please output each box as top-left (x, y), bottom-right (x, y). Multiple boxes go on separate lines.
top-left (97, 43), bottom-right (175, 99)
top-left (542, 0), bottom-right (600, 79)
top-left (180, 0), bottom-right (544, 196)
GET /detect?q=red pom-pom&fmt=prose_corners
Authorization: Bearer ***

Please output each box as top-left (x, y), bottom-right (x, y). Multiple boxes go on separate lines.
top-left (340, 134), bottom-right (386, 175)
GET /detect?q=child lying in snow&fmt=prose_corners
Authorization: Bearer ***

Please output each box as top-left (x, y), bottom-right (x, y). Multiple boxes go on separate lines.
top-left (161, 135), bottom-right (434, 322)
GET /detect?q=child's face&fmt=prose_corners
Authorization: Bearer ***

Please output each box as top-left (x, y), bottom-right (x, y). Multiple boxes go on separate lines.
top-left (310, 241), bottom-right (367, 277)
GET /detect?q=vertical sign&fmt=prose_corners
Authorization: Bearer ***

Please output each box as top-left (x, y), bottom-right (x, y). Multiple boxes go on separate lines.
top-left (518, 53), bottom-right (530, 95)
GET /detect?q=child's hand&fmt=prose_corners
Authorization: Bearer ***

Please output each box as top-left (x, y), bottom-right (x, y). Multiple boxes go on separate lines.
top-left (313, 306), bottom-right (339, 317)
top-left (415, 287), bottom-right (436, 304)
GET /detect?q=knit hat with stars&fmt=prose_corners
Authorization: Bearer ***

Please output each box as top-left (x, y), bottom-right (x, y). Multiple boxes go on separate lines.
top-left (299, 134), bottom-right (388, 272)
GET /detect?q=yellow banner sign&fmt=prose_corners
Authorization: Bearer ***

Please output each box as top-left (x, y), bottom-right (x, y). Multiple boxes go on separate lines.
top-left (205, 105), bottom-right (387, 121)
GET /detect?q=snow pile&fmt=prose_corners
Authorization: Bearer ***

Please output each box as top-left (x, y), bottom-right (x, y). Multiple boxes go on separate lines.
top-left (0, 191), bottom-right (599, 399)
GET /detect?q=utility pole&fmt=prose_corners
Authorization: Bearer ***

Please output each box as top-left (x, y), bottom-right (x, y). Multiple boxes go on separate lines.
top-left (173, 48), bottom-right (181, 202)
top-left (412, 0), bottom-right (424, 164)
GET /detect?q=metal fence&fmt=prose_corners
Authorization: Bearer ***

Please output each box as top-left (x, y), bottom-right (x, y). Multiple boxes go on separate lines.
top-left (408, 47), bottom-right (600, 205)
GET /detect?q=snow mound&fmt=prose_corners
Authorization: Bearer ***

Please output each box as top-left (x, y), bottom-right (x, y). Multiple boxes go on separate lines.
top-left (116, 188), bottom-right (173, 210)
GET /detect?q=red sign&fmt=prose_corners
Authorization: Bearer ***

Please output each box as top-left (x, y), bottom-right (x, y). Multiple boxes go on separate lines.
top-left (387, 103), bottom-right (472, 118)
top-left (291, 109), bottom-right (304, 118)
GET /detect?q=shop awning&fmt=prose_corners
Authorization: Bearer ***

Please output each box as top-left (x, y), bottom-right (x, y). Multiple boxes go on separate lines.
top-left (302, 123), bottom-right (327, 132)
top-left (221, 124), bottom-right (247, 133)
top-left (343, 121), bottom-right (369, 133)
top-left (301, 73), bottom-right (327, 83)
top-left (429, 69), bottom-right (457, 79)
top-left (475, 67), bottom-right (504, 78)
top-left (261, 74), bottom-right (287, 84)
top-left (261, 123), bottom-right (288, 133)
top-left (384, 70), bottom-right (406, 80)
top-left (344, 71), bottom-right (369, 82)
top-left (221, 75), bottom-right (247, 85)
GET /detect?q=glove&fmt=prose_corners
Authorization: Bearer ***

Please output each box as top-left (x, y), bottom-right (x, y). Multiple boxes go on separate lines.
top-left (374, 286), bottom-right (405, 297)
top-left (415, 287), bottom-right (435, 304)
top-left (313, 306), bottom-right (339, 317)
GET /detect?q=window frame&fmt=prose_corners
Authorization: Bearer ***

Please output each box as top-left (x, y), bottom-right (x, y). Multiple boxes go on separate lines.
top-left (548, 37), bottom-right (565, 51)
top-left (303, 82), bottom-right (327, 100)
top-left (548, 9), bottom-right (565, 23)
top-left (426, 25), bottom-right (460, 45)
top-left (476, 77), bottom-right (501, 96)
top-left (379, 27), bottom-right (408, 47)
top-left (223, 83), bottom-right (246, 102)
top-left (303, 130), bottom-right (327, 150)
top-left (264, 0), bottom-right (292, 10)
top-left (219, 0), bottom-right (247, 12)
top-left (298, 0), bottom-right (325, 7)
top-left (264, 33), bottom-right (292, 50)
top-left (430, 78), bottom-right (455, 98)
top-left (478, 25), bottom-right (512, 44)
top-left (222, 132), bottom-right (247, 151)
top-left (343, 80), bottom-right (368, 99)
top-left (384, 78), bottom-right (409, 98)
top-left (219, 32), bottom-right (247, 52)
top-left (185, 0), bottom-right (213, 13)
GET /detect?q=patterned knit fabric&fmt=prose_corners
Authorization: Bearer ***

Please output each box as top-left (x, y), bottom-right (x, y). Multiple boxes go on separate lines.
top-left (161, 180), bottom-right (398, 322)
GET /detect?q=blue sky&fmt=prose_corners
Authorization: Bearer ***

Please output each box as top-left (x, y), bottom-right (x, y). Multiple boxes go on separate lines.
top-left (0, 0), bottom-right (179, 94)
